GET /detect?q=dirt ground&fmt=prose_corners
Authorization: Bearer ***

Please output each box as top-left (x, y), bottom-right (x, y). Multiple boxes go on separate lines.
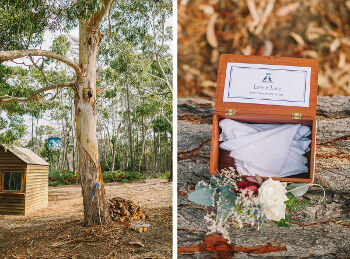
top-left (0, 179), bottom-right (172, 258)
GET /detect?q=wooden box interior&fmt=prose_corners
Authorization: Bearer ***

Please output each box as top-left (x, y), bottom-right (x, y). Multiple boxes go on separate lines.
top-left (210, 114), bottom-right (316, 183)
top-left (209, 55), bottom-right (318, 183)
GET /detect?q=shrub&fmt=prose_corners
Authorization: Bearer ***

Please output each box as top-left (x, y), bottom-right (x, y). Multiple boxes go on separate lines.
top-left (102, 171), bottom-right (115, 182)
top-left (48, 181), bottom-right (60, 187)
top-left (49, 169), bottom-right (147, 186)
top-left (49, 170), bottom-right (80, 186)
top-left (159, 170), bottom-right (171, 180)
top-left (102, 170), bottom-right (142, 183)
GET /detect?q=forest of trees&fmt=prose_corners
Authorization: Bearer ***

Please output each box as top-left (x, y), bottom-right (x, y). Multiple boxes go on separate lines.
top-left (0, 0), bottom-right (172, 224)
top-left (21, 38), bottom-right (172, 179)
top-left (0, 1), bottom-right (172, 178)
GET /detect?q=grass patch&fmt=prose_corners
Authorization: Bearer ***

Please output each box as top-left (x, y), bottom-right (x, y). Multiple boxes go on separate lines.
top-left (49, 170), bottom-right (146, 186)
top-left (159, 170), bottom-right (171, 179)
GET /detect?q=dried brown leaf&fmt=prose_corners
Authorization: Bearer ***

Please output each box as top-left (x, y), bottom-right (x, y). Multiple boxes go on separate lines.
top-left (303, 50), bottom-right (318, 59)
top-left (318, 74), bottom-right (331, 89)
top-left (255, 0), bottom-right (276, 35)
top-left (289, 32), bottom-right (305, 47)
top-left (246, 0), bottom-right (260, 29)
top-left (206, 13), bottom-right (219, 48)
top-left (199, 4), bottom-right (215, 15)
top-left (330, 39), bottom-right (340, 53)
top-left (201, 80), bottom-right (217, 88)
top-left (338, 52), bottom-right (346, 68)
top-left (276, 2), bottom-right (300, 17)
top-left (211, 49), bottom-right (219, 63)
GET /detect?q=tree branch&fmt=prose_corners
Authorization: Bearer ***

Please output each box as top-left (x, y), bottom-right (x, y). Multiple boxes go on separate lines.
top-left (11, 59), bottom-right (30, 67)
top-left (155, 52), bottom-right (172, 96)
top-left (0, 82), bottom-right (75, 106)
top-left (108, 0), bottom-right (116, 40)
top-left (29, 56), bottom-right (51, 86)
top-left (147, 72), bottom-right (168, 84)
top-left (92, 0), bottom-right (114, 27)
top-left (0, 49), bottom-right (81, 75)
top-left (159, 109), bottom-right (171, 125)
top-left (150, 8), bottom-right (172, 96)
top-left (144, 90), bottom-right (171, 106)
top-left (157, 17), bottom-right (166, 55)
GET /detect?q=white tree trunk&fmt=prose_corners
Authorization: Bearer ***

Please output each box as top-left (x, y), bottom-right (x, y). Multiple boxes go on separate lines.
top-left (74, 22), bottom-right (110, 225)
top-left (0, 0), bottom-right (115, 226)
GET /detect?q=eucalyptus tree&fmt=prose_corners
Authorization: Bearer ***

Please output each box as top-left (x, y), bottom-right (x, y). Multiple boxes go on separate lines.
top-left (95, 96), bottom-right (120, 173)
top-left (0, 0), bottom-right (116, 225)
top-left (0, 65), bottom-right (27, 144)
top-left (107, 0), bottom-right (173, 176)
top-left (103, 41), bottom-right (152, 172)
top-left (0, 0), bottom-right (172, 225)
top-left (105, 0), bottom-right (173, 96)
top-left (0, 64), bottom-right (53, 146)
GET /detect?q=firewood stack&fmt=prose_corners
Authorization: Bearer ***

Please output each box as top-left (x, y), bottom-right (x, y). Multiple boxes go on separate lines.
top-left (109, 197), bottom-right (147, 230)
top-left (130, 221), bottom-right (150, 233)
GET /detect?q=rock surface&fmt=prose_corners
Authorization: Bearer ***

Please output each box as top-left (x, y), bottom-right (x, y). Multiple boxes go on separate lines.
top-left (177, 96), bottom-right (350, 258)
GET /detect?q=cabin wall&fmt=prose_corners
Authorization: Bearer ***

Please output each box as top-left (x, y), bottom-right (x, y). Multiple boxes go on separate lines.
top-left (0, 147), bottom-right (26, 215)
top-left (0, 147), bottom-right (27, 171)
top-left (0, 192), bottom-right (25, 215)
top-left (25, 164), bottom-right (49, 214)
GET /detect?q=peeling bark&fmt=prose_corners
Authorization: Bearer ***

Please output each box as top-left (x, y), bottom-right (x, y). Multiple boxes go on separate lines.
top-left (178, 139), bottom-right (211, 160)
top-left (75, 22), bottom-right (110, 225)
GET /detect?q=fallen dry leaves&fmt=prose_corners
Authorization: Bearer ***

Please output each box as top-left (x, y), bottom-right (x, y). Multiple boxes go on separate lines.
top-left (178, 0), bottom-right (350, 97)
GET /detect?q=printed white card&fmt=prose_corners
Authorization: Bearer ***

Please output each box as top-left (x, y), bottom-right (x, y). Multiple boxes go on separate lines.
top-left (223, 62), bottom-right (311, 107)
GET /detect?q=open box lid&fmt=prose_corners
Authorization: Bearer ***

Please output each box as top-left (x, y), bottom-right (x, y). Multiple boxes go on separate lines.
top-left (215, 55), bottom-right (318, 119)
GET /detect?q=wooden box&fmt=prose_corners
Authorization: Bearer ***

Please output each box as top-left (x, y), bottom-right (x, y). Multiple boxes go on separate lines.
top-left (209, 54), bottom-right (318, 183)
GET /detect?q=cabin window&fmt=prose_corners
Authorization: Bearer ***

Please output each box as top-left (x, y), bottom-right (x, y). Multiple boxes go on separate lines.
top-left (2, 172), bottom-right (23, 192)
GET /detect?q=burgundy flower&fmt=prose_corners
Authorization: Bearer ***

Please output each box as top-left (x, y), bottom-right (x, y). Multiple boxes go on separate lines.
top-left (236, 180), bottom-right (260, 196)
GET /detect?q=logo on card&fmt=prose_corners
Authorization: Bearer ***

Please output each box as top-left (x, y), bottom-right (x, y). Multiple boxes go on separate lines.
top-left (262, 73), bottom-right (273, 83)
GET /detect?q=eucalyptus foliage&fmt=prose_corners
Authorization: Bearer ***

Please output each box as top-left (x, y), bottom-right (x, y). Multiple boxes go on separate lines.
top-left (0, 0), bottom-right (105, 50)
top-left (0, 0), bottom-right (172, 175)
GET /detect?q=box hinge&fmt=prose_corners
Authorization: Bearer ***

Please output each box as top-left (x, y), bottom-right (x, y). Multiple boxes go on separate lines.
top-left (291, 113), bottom-right (302, 119)
top-left (226, 109), bottom-right (236, 116)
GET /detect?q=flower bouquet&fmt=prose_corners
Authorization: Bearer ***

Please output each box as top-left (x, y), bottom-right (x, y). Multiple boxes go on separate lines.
top-left (188, 168), bottom-right (323, 243)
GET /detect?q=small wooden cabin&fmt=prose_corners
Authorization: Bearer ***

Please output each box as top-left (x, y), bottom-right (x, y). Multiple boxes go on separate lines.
top-left (0, 145), bottom-right (49, 215)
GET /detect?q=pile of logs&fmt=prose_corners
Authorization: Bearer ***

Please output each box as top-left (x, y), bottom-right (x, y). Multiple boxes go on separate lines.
top-left (130, 221), bottom-right (150, 233)
top-left (109, 197), bottom-right (148, 232)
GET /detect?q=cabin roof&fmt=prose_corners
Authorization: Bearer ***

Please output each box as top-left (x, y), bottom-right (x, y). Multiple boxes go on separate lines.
top-left (7, 146), bottom-right (49, 166)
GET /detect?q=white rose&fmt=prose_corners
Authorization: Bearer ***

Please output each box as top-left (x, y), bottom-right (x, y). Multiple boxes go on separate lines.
top-left (263, 202), bottom-right (286, 221)
top-left (258, 178), bottom-right (288, 221)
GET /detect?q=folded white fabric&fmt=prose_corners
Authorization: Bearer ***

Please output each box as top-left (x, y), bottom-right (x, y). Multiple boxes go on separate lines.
top-left (219, 119), bottom-right (311, 177)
